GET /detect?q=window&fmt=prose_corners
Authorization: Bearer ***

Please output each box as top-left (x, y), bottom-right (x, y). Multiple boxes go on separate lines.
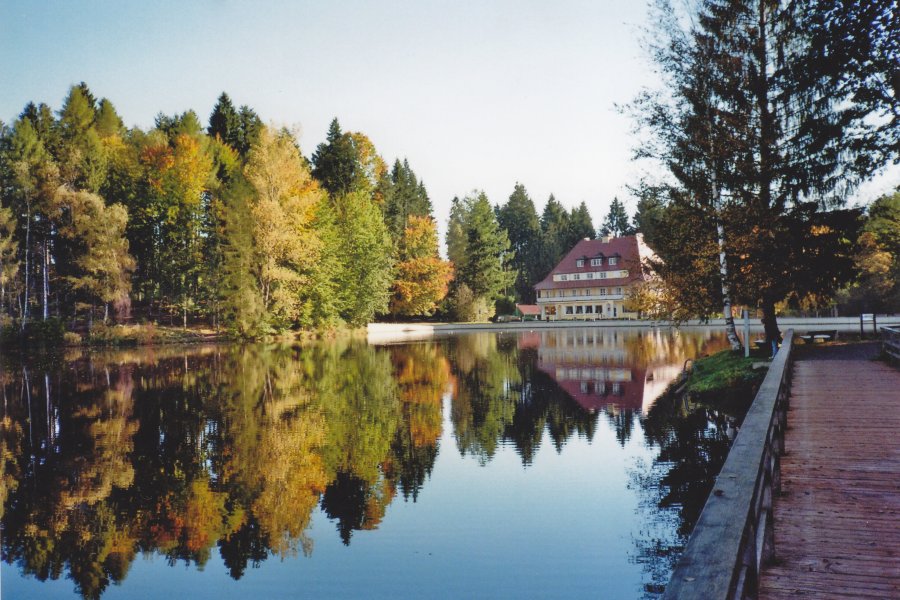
top-left (585, 305), bottom-right (594, 314)
top-left (560, 274), bottom-right (567, 281)
top-left (595, 305), bottom-right (602, 314)
top-left (599, 272), bottom-right (607, 279)
top-left (575, 305), bottom-right (584, 314)
top-left (600, 288), bottom-right (607, 296)
top-left (576, 259), bottom-right (584, 267)
top-left (573, 273), bottom-right (580, 280)
top-left (616, 287), bottom-right (623, 295)
top-left (586, 272), bottom-right (594, 279)
top-left (565, 306), bottom-right (574, 315)
top-left (609, 257), bottom-right (618, 266)
top-left (591, 258), bottom-right (602, 266)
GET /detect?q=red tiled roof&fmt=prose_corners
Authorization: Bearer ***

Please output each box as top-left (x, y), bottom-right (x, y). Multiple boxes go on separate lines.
top-left (515, 304), bottom-right (541, 316)
top-left (534, 235), bottom-right (648, 290)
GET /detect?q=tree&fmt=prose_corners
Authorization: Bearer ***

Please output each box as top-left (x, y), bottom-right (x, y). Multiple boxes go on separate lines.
top-left (567, 201), bottom-right (596, 246)
top-left (208, 93), bottom-right (241, 149)
top-left (390, 216), bottom-right (453, 317)
top-left (237, 126), bottom-right (325, 331)
top-left (329, 190), bottom-right (394, 326)
top-left (631, 0), bottom-right (887, 344)
top-left (837, 190), bottom-right (900, 314)
top-left (458, 192), bottom-right (516, 313)
top-left (311, 119), bottom-right (359, 198)
top-left (383, 159), bottom-right (432, 243)
top-left (793, 1), bottom-right (899, 174)
top-left (56, 188), bottom-right (134, 324)
top-left (536, 194), bottom-right (569, 280)
top-left (631, 182), bottom-right (666, 240)
top-left (94, 99), bottom-right (125, 139)
top-left (496, 183), bottom-right (541, 302)
top-left (599, 197), bottom-right (633, 237)
top-left (0, 201), bottom-right (18, 316)
top-left (133, 121), bottom-right (214, 325)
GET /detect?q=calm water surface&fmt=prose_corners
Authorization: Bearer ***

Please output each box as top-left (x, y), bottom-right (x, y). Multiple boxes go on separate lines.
top-left (0, 328), bottom-right (747, 599)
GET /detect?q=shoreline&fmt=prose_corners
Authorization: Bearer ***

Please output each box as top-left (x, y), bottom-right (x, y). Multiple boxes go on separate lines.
top-left (367, 315), bottom-right (900, 344)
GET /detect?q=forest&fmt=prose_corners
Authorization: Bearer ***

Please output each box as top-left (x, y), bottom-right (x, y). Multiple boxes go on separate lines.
top-left (0, 83), bottom-right (622, 341)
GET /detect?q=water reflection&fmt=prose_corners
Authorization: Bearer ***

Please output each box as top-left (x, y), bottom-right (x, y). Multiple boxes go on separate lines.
top-left (1, 328), bottom-right (743, 599)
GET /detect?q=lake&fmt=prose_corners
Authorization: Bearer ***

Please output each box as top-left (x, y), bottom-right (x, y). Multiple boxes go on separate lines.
top-left (0, 327), bottom-right (745, 599)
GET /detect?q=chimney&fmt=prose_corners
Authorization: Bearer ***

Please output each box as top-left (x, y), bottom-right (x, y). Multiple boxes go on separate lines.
top-left (601, 236), bottom-right (611, 243)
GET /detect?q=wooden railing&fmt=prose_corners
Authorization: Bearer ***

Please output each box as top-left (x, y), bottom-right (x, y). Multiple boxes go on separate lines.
top-left (663, 329), bottom-right (795, 600)
top-left (883, 326), bottom-right (900, 361)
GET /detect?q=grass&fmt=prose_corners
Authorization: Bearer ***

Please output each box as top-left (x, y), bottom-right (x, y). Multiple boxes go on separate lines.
top-left (683, 349), bottom-right (767, 399)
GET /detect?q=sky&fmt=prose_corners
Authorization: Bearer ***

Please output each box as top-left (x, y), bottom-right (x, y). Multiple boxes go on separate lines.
top-left (2, 0), bottom-right (897, 242)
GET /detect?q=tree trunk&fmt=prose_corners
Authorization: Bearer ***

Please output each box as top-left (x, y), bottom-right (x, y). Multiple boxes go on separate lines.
top-left (717, 221), bottom-right (743, 352)
top-left (760, 294), bottom-right (781, 356)
top-left (22, 201), bottom-right (31, 329)
top-left (42, 238), bottom-right (49, 321)
top-left (104, 303), bottom-right (109, 324)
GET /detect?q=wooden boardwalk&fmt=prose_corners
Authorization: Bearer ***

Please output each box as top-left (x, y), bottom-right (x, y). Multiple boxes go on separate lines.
top-left (759, 343), bottom-right (900, 599)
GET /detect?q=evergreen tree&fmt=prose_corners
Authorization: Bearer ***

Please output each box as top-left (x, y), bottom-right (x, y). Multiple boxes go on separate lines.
top-left (236, 105), bottom-right (262, 156)
top-left (631, 0), bottom-right (886, 342)
top-left (311, 118), bottom-right (358, 197)
top-left (94, 99), bottom-right (124, 138)
top-left (220, 176), bottom-right (267, 336)
top-left (208, 92), bottom-right (241, 149)
top-left (496, 183), bottom-right (541, 302)
top-left (599, 197), bottom-right (632, 237)
top-left (567, 201), bottom-right (596, 245)
top-left (57, 84), bottom-right (107, 192)
top-left (383, 159), bottom-right (432, 243)
top-left (631, 183), bottom-right (666, 241)
top-left (446, 196), bottom-right (469, 269)
top-left (459, 192), bottom-right (515, 306)
top-left (537, 194), bottom-right (569, 280)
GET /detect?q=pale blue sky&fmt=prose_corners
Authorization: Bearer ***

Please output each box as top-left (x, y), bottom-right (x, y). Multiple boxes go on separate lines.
top-left (2, 0), bottom-right (896, 238)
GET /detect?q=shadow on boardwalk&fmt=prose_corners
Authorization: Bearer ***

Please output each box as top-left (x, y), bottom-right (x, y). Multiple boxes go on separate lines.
top-left (759, 341), bottom-right (900, 599)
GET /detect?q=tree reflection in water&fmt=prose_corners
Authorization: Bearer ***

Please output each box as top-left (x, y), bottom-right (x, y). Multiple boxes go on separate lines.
top-left (0, 328), bottom-right (735, 599)
top-left (630, 376), bottom-right (754, 597)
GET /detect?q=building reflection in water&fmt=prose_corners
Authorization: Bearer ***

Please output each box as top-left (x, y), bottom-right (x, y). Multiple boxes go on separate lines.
top-left (520, 327), bottom-right (720, 415)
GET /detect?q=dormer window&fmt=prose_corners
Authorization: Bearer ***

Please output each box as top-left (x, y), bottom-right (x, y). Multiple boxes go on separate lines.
top-left (576, 259), bottom-right (585, 267)
top-left (590, 258), bottom-right (602, 266)
top-left (608, 257), bottom-right (618, 266)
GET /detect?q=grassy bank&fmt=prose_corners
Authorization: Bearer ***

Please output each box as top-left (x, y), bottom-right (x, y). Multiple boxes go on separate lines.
top-left (2, 318), bottom-right (366, 350)
top-left (675, 349), bottom-right (769, 412)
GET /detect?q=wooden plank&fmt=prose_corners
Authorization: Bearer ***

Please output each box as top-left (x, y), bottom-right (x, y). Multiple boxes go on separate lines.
top-left (759, 343), bottom-right (900, 600)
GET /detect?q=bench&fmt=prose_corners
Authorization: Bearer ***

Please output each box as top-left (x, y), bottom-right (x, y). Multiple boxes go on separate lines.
top-left (798, 329), bottom-right (838, 344)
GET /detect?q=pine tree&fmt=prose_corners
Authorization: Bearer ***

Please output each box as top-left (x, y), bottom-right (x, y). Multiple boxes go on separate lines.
top-left (537, 194), bottom-right (569, 280)
top-left (383, 159), bottom-right (432, 243)
top-left (631, 0), bottom-right (886, 343)
top-left (311, 118), bottom-right (358, 198)
top-left (598, 197), bottom-right (632, 237)
top-left (94, 99), bottom-right (124, 138)
top-left (208, 92), bottom-right (241, 148)
top-left (567, 201), bottom-right (596, 246)
top-left (460, 192), bottom-right (515, 306)
top-left (496, 183), bottom-right (541, 302)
